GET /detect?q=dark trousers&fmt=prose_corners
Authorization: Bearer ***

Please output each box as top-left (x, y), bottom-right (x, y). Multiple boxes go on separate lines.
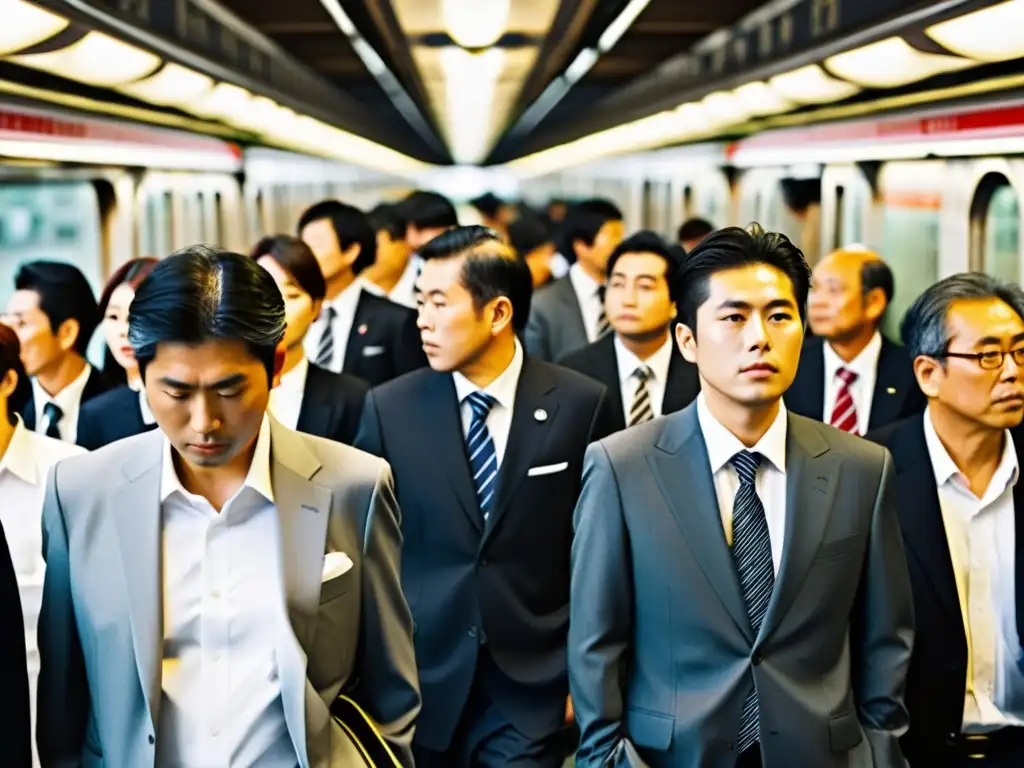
top-left (414, 654), bottom-right (564, 768)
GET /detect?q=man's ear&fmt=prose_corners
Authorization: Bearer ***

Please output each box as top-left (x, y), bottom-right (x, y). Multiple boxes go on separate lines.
top-left (675, 321), bottom-right (697, 364)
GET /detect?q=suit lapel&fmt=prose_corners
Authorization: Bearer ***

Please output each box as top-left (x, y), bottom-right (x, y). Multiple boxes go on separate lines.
top-left (596, 336), bottom-right (625, 432)
top-left (647, 406), bottom-right (754, 642)
top-left (868, 339), bottom-right (908, 430)
top-left (663, 351), bottom-right (699, 416)
top-left (427, 373), bottom-right (485, 534)
top-left (760, 417), bottom-right (841, 637)
top-left (803, 339), bottom-right (827, 420)
top-left (110, 431), bottom-right (164, 729)
top-left (295, 367), bottom-right (340, 439)
top-left (343, 291), bottom-right (369, 374)
top-left (482, 359), bottom-right (559, 547)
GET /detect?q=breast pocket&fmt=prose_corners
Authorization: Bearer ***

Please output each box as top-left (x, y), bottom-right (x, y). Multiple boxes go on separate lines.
top-left (319, 572), bottom-right (354, 605)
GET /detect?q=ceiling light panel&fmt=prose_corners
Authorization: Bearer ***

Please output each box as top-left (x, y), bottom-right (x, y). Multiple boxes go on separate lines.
top-left (826, 36), bottom-right (974, 88)
top-left (768, 64), bottom-right (861, 104)
top-left (117, 63), bottom-right (213, 107)
top-left (732, 81), bottom-right (794, 116)
top-left (0, 0), bottom-right (68, 54)
top-left (10, 31), bottom-right (160, 87)
top-left (442, 0), bottom-right (511, 49)
top-left (926, 0), bottom-right (1024, 62)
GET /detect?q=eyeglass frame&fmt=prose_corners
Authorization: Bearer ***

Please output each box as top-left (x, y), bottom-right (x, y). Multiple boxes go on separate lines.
top-left (923, 347), bottom-right (1024, 370)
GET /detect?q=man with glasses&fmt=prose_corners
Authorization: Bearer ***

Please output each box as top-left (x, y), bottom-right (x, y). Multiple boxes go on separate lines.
top-left (868, 273), bottom-right (1024, 767)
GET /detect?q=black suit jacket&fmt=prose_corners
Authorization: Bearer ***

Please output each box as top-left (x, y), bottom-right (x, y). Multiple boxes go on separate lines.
top-left (867, 414), bottom-right (1024, 767)
top-left (295, 364), bottom-right (369, 446)
top-left (341, 290), bottom-right (427, 387)
top-left (557, 333), bottom-right (700, 433)
top-left (0, 519), bottom-right (31, 767)
top-left (20, 366), bottom-right (108, 433)
top-left (355, 357), bottom-right (609, 752)
top-left (76, 385), bottom-right (156, 450)
top-left (785, 335), bottom-right (925, 431)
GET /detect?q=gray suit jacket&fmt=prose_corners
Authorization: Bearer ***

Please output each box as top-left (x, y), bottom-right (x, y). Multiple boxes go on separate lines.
top-left (36, 420), bottom-right (420, 768)
top-left (525, 275), bottom-right (589, 362)
top-left (569, 404), bottom-right (914, 768)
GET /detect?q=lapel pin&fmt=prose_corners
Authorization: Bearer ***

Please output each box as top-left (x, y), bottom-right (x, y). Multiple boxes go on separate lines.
top-left (358, 324), bottom-right (368, 335)
top-left (534, 408), bottom-right (548, 422)
top-left (886, 387), bottom-right (896, 394)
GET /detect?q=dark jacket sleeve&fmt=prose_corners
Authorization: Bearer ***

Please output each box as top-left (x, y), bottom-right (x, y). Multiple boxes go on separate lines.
top-left (0, 519), bottom-right (31, 767)
top-left (391, 309), bottom-right (428, 379)
top-left (354, 390), bottom-right (387, 460)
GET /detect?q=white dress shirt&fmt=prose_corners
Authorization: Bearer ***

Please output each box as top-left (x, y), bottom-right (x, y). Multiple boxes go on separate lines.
top-left (923, 408), bottom-right (1024, 731)
top-left (31, 362), bottom-right (93, 443)
top-left (139, 387), bottom-right (157, 426)
top-left (615, 335), bottom-right (674, 421)
top-left (451, 339), bottom-right (524, 468)
top-left (568, 262), bottom-right (605, 343)
top-left (823, 331), bottom-right (882, 433)
top-left (0, 417), bottom-right (84, 767)
top-left (388, 255), bottom-right (420, 309)
top-left (696, 394), bottom-right (788, 574)
top-left (303, 280), bottom-right (364, 374)
top-left (157, 415), bottom-right (299, 767)
top-left (268, 357), bottom-right (309, 431)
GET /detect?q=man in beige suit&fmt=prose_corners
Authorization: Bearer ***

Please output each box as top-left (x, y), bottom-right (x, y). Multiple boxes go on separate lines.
top-left (36, 246), bottom-right (420, 767)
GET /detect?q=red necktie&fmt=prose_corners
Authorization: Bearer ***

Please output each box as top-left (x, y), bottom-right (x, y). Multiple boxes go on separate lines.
top-left (830, 367), bottom-right (859, 434)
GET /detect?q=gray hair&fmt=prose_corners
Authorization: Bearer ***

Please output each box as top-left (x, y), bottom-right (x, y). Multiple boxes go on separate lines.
top-left (900, 272), bottom-right (1024, 360)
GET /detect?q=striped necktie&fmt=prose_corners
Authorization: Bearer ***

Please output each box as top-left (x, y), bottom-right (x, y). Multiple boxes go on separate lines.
top-left (315, 306), bottom-right (337, 369)
top-left (729, 450), bottom-right (774, 755)
top-left (830, 367), bottom-right (859, 434)
top-left (628, 365), bottom-right (655, 427)
top-left (596, 285), bottom-right (611, 338)
top-left (465, 391), bottom-right (499, 523)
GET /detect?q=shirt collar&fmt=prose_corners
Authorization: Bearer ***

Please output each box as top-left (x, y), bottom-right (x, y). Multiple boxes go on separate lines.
top-left (0, 416), bottom-right (39, 484)
top-left (32, 362), bottom-right (92, 412)
top-left (452, 338), bottom-right (524, 412)
top-left (696, 392), bottom-right (788, 475)
top-left (278, 357), bottom-right (309, 394)
top-left (569, 261), bottom-right (603, 299)
top-left (823, 331), bottom-right (883, 381)
top-left (138, 388), bottom-right (156, 426)
top-left (614, 334), bottom-right (674, 385)
top-left (326, 279), bottom-right (364, 312)
top-left (160, 414), bottom-right (274, 504)
top-left (923, 405), bottom-right (1020, 492)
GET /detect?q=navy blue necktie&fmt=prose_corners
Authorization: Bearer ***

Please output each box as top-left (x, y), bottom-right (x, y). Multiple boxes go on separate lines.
top-left (42, 401), bottom-right (63, 440)
top-left (315, 306), bottom-right (336, 369)
top-left (730, 450), bottom-right (774, 754)
top-left (465, 392), bottom-right (498, 523)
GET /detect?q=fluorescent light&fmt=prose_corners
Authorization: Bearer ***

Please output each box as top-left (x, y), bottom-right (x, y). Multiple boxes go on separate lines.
top-left (117, 63), bottom-right (213, 107)
top-left (0, 138), bottom-right (241, 172)
top-left (442, 0), bottom-right (510, 49)
top-left (318, 0), bottom-right (358, 37)
top-left (352, 38), bottom-right (387, 77)
top-left (10, 30), bottom-right (160, 87)
top-left (188, 82), bottom-right (252, 122)
top-left (732, 81), bottom-right (794, 116)
top-left (598, 0), bottom-right (653, 52)
top-left (442, 47), bottom-right (504, 164)
top-left (0, 0), bottom-right (68, 54)
top-left (768, 64), bottom-right (860, 104)
top-left (701, 91), bottom-right (750, 127)
top-left (826, 36), bottom-right (973, 88)
top-left (565, 48), bottom-right (599, 82)
top-left (926, 0), bottom-right (1024, 62)
top-left (671, 103), bottom-right (712, 136)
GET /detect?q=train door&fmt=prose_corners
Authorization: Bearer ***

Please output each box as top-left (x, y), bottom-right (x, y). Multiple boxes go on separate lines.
top-left (969, 171), bottom-right (1022, 283)
top-left (821, 165), bottom-right (873, 251)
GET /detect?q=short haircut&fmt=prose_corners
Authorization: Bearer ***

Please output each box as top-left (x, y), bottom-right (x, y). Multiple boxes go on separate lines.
top-left (861, 259), bottom-right (894, 305)
top-left (297, 200), bottom-right (376, 276)
top-left (98, 257), bottom-right (160, 387)
top-left (368, 203), bottom-right (407, 241)
top-left (470, 192), bottom-right (503, 219)
top-left (418, 225), bottom-right (533, 332)
top-left (677, 218), bottom-right (714, 245)
top-left (251, 235), bottom-right (326, 302)
top-left (606, 230), bottom-right (683, 303)
top-left (401, 190), bottom-right (459, 231)
top-left (673, 223), bottom-right (812, 333)
top-left (129, 245), bottom-right (285, 383)
top-left (14, 260), bottom-right (100, 356)
top-left (507, 214), bottom-right (552, 257)
top-left (561, 198), bottom-right (623, 259)
top-left (0, 323), bottom-right (30, 424)
top-left (901, 272), bottom-right (1024, 361)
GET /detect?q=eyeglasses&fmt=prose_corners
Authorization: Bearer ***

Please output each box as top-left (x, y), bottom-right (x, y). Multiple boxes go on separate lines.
top-left (928, 348), bottom-right (1024, 370)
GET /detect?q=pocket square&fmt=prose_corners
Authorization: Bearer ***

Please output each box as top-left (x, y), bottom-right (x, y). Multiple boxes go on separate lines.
top-left (527, 461), bottom-right (569, 477)
top-left (322, 552), bottom-right (354, 582)
top-left (362, 345), bottom-right (385, 357)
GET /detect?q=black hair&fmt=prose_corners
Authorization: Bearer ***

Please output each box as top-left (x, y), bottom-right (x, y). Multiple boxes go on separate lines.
top-left (251, 235), bottom-right (327, 303)
top-left (0, 323), bottom-right (30, 424)
top-left (368, 203), bottom-right (408, 242)
top-left (560, 198), bottom-right (623, 260)
top-left (129, 245), bottom-right (285, 384)
top-left (418, 225), bottom-right (533, 332)
top-left (606, 230), bottom-right (684, 304)
top-left (861, 259), bottom-right (894, 305)
top-left (507, 214), bottom-right (552, 257)
top-left (470, 192), bottom-right (503, 219)
top-left (673, 223), bottom-right (812, 333)
top-left (98, 257), bottom-right (160, 387)
top-left (296, 200), bottom-right (376, 276)
top-left (14, 260), bottom-right (99, 356)
top-left (400, 190), bottom-right (459, 231)
top-left (677, 218), bottom-right (714, 245)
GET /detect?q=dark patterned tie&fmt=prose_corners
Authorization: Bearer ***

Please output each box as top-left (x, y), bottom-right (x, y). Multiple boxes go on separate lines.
top-left (627, 365), bottom-right (654, 427)
top-left (315, 305), bottom-right (337, 369)
top-left (596, 286), bottom-right (611, 338)
top-left (730, 450), bottom-right (774, 754)
top-left (465, 392), bottom-right (498, 523)
top-left (42, 401), bottom-right (63, 440)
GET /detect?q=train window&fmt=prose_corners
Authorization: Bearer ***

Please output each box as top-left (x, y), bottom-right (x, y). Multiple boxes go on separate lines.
top-left (971, 174), bottom-right (1020, 283)
top-left (880, 190), bottom-right (940, 341)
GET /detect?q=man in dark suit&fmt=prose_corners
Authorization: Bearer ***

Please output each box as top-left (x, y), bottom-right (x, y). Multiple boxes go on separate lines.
top-left (2, 261), bottom-right (106, 442)
top-left (525, 199), bottom-right (624, 362)
top-left (356, 226), bottom-right (609, 767)
top-left (299, 200), bottom-right (427, 386)
top-left (0, 517), bottom-right (30, 767)
top-left (569, 225), bottom-right (913, 768)
top-left (786, 247), bottom-right (923, 433)
top-left (868, 273), bottom-right (1024, 768)
top-left (559, 230), bottom-right (699, 433)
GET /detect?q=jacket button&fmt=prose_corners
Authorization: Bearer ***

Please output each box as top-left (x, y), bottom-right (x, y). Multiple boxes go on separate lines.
top-left (726, 742), bottom-right (734, 751)
top-left (467, 626), bottom-right (478, 639)
top-left (148, 735), bottom-right (155, 745)
top-left (752, 652), bottom-right (763, 665)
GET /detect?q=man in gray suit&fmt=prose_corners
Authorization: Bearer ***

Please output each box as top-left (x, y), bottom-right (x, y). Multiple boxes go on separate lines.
top-left (36, 247), bottom-right (420, 767)
top-left (524, 199), bottom-right (624, 361)
top-left (569, 225), bottom-right (914, 768)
